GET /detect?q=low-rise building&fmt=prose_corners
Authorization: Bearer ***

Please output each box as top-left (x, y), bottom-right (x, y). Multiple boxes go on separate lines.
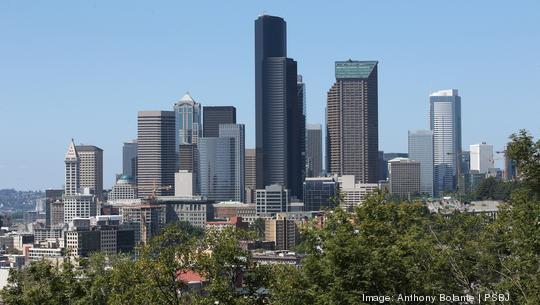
top-left (205, 216), bottom-right (248, 232)
top-left (256, 184), bottom-right (289, 217)
top-left (28, 247), bottom-right (63, 261)
top-left (251, 251), bottom-right (304, 267)
top-left (337, 175), bottom-right (379, 210)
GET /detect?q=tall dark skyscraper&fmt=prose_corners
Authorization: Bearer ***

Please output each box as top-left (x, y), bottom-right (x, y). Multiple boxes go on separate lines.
top-left (326, 60), bottom-right (379, 183)
top-left (203, 106), bottom-right (236, 138)
top-left (137, 111), bottom-right (176, 198)
top-left (255, 14), bottom-right (303, 198)
top-left (306, 124), bottom-right (322, 177)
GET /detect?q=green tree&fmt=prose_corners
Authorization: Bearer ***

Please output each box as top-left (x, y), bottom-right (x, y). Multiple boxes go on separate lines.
top-left (506, 129), bottom-right (540, 194)
top-left (0, 259), bottom-right (83, 305)
top-left (249, 218), bottom-right (265, 240)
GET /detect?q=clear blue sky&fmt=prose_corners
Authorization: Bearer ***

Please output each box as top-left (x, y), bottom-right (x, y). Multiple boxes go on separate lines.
top-left (1, 1), bottom-right (539, 190)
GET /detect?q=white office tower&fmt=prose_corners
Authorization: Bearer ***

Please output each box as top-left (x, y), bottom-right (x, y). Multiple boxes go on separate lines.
top-left (470, 143), bottom-right (494, 174)
top-left (408, 130), bottom-right (434, 196)
top-left (64, 139), bottom-right (80, 196)
top-left (430, 89), bottom-right (462, 196)
top-left (63, 140), bottom-right (97, 223)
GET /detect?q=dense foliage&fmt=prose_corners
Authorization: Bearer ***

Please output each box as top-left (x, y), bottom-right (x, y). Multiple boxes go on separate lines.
top-left (1, 131), bottom-right (538, 304)
top-left (473, 177), bottom-right (519, 201)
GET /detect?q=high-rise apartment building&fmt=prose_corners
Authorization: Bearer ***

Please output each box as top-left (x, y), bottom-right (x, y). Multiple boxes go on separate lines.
top-left (408, 130), bottom-right (434, 196)
top-left (122, 140), bottom-right (138, 179)
top-left (203, 106), bottom-right (236, 138)
top-left (430, 89), bottom-right (462, 195)
top-left (388, 158), bottom-right (421, 198)
top-left (265, 216), bottom-right (298, 250)
top-left (306, 124), bottom-right (323, 177)
top-left (326, 60), bottom-right (379, 184)
top-left (255, 15), bottom-right (304, 198)
top-left (137, 111), bottom-right (176, 198)
top-left (76, 145), bottom-right (103, 199)
top-left (470, 143), bottom-right (494, 174)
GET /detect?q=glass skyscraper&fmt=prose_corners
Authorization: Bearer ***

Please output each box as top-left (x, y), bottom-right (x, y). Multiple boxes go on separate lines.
top-left (219, 124), bottom-right (245, 202)
top-left (255, 14), bottom-right (304, 198)
top-left (174, 92), bottom-right (202, 147)
top-left (198, 124), bottom-right (245, 202)
top-left (430, 89), bottom-right (462, 196)
top-left (303, 177), bottom-right (338, 211)
top-left (408, 130), bottom-right (434, 196)
top-left (203, 106), bottom-right (236, 138)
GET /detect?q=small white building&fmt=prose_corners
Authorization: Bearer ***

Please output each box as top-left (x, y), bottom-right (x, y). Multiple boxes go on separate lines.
top-left (337, 175), bottom-right (379, 210)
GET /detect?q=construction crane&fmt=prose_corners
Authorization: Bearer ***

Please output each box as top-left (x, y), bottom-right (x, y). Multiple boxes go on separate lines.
top-left (128, 179), bottom-right (172, 201)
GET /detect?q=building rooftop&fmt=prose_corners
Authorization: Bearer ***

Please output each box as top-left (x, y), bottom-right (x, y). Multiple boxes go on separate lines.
top-left (335, 60), bottom-right (378, 79)
top-left (430, 89), bottom-right (459, 97)
top-left (76, 145), bottom-right (103, 152)
top-left (178, 92), bottom-right (196, 104)
top-left (65, 139), bottom-right (79, 160)
top-left (388, 157), bottom-right (418, 163)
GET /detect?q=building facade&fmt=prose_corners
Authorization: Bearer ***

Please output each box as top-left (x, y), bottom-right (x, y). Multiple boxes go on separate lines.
top-left (137, 111), bottom-right (176, 198)
top-left (326, 60), bottom-right (379, 184)
top-left (408, 130), bottom-right (434, 196)
top-left (306, 124), bottom-right (323, 177)
top-left (64, 139), bottom-right (79, 196)
top-left (122, 140), bottom-right (138, 179)
top-left (203, 106), bottom-right (236, 138)
top-left (63, 194), bottom-right (97, 223)
top-left (303, 177), bottom-right (338, 211)
top-left (430, 89), bottom-right (462, 195)
top-left (245, 149), bottom-right (256, 203)
top-left (264, 216), bottom-right (298, 251)
top-left (337, 175), bottom-right (379, 210)
top-left (108, 175), bottom-right (137, 200)
top-left (388, 158), bottom-right (421, 198)
top-left (76, 145), bottom-right (103, 199)
top-left (118, 204), bottom-right (167, 245)
top-left (174, 170), bottom-right (193, 197)
top-left (174, 93), bottom-right (202, 147)
top-left (198, 124), bottom-right (245, 202)
top-left (219, 124), bottom-right (245, 202)
top-left (255, 15), bottom-right (303, 199)
top-left (470, 143), bottom-right (494, 174)
top-left (256, 184), bottom-right (289, 216)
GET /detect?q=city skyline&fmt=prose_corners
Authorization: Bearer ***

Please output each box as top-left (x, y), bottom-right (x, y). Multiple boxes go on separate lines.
top-left (1, 1), bottom-right (539, 190)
